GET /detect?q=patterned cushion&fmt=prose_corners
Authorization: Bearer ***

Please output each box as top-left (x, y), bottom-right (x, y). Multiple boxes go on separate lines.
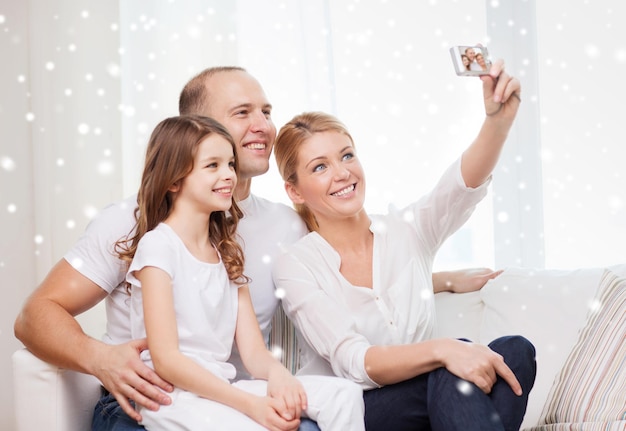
top-left (525, 270), bottom-right (626, 431)
top-left (525, 423), bottom-right (626, 431)
top-left (269, 305), bottom-right (301, 374)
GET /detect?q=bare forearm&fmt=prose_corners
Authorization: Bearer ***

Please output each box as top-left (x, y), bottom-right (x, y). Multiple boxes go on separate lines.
top-left (364, 339), bottom-right (452, 385)
top-left (14, 258), bottom-right (111, 374)
top-left (462, 62), bottom-right (521, 188)
top-left (14, 297), bottom-right (107, 374)
top-left (235, 286), bottom-right (290, 381)
top-left (153, 350), bottom-right (255, 414)
top-left (461, 116), bottom-right (511, 188)
top-left (432, 271), bottom-right (454, 293)
top-left (242, 347), bottom-right (287, 381)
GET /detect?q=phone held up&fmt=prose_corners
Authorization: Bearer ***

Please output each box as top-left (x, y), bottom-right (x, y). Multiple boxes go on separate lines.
top-left (450, 45), bottom-right (492, 76)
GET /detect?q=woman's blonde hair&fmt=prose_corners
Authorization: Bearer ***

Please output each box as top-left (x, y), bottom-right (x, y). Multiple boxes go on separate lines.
top-left (116, 115), bottom-right (248, 285)
top-left (274, 111), bottom-right (354, 232)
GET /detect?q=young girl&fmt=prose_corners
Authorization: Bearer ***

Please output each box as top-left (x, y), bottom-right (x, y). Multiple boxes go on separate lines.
top-left (116, 115), bottom-right (364, 431)
top-left (272, 61), bottom-right (536, 431)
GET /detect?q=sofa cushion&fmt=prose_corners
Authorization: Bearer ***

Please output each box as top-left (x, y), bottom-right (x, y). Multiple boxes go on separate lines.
top-left (433, 290), bottom-right (483, 341)
top-left (478, 266), bottom-right (608, 429)
top-left (527, 270), bottom-right (626, 430)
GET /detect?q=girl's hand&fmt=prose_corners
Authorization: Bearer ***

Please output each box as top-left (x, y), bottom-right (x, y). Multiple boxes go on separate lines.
top-left (248, 395), bottom-right (301, 431)
top-left (266, 366), bottom-right (308, 422)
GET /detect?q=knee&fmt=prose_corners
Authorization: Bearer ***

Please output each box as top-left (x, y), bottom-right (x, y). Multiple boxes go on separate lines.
top-left (429, 366), bottom-right (465, 390)
top-left (491, 336), bottom-right (537, 386)
top-left (490, 335), bottom-right (536, 360)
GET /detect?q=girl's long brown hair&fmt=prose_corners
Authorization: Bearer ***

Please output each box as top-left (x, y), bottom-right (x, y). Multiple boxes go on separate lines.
top-left (274, 111), bottom-right (355, 232)
top-left (116, 115), bottom-right (248, 285)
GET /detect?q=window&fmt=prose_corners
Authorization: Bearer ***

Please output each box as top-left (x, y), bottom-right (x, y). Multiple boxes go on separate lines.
top-left (116, 0), bottom-right (626, 270)
top-left (121, 0), bottom-right (497, 270)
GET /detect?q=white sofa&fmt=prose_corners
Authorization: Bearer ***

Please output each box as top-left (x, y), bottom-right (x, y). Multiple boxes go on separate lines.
top-left (13, 264), bottom-right (626, 430)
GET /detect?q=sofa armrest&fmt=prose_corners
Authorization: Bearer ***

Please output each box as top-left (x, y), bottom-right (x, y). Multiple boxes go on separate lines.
top-left (12, 348), bottom-right (102, 431)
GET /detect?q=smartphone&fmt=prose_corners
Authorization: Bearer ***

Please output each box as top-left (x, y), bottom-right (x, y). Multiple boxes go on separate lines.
top-left (450, 45), bottom-right (492, 76)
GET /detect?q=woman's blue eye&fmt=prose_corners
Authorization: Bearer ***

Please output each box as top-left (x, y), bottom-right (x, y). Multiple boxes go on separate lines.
top-left (342, 152), bottom-right (354, 161)
top-left (313, 164), bottom-right (326, 173)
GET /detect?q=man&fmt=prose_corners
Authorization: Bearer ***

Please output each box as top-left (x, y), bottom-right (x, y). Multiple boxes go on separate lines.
top-left (15, 66), bottom-right (499, 430)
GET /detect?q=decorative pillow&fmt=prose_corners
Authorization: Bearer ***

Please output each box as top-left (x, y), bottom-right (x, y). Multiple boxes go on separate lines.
top-left (526, 270), bottom-right (626, 431)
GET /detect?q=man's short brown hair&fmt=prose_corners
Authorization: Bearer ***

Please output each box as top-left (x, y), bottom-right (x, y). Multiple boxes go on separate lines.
top-left (178, 66), bottom-right (247, 115)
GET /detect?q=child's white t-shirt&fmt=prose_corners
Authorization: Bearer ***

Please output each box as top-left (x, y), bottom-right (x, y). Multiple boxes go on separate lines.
top-left (64, 193), bottom-right (307, 376)
top-left (127, 222), bottom-right (239, 381)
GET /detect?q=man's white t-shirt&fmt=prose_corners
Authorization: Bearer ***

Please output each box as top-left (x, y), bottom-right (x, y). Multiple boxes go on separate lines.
top-left (64, 193), bottom-right (307, 378)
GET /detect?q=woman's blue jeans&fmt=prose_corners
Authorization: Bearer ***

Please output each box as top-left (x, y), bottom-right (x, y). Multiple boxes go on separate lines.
top-left (363, 335), bottom-right (536, 431)
top-left (92, 391), bottom-right (320, 430)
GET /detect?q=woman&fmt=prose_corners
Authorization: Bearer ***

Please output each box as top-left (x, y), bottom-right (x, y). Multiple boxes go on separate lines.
top-left (476, 52), bottom-right (490, 71)
top-left (461, 53), bottom-right (471, 71)
top-left (272, 60), bottom-right (536, 431)
top-left (115, 115), bottom-right (365, 430)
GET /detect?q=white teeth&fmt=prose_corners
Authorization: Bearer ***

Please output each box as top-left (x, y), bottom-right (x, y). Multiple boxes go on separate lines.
top-left (245, 143), bottom-right (266, 150)
top-left (214, 188), bottom-right (232, 194)
top-left (331, 184), bottom-right (355, 196)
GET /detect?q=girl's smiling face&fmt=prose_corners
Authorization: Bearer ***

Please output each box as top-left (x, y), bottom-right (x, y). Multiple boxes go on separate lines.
top-left (177, 134), bottom-right (237, 215)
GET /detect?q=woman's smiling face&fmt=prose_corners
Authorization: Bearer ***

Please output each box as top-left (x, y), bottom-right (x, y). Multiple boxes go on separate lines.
top-left (287, 130), bottom-right (366, 224)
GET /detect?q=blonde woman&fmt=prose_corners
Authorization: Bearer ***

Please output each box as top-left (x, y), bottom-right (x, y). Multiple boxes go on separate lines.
top-left (272, 60), bottom-right (536, 431)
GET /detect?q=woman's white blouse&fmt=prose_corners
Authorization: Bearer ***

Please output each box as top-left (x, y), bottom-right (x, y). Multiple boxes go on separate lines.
top-left (272, 158), bottom-right (490, 390)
